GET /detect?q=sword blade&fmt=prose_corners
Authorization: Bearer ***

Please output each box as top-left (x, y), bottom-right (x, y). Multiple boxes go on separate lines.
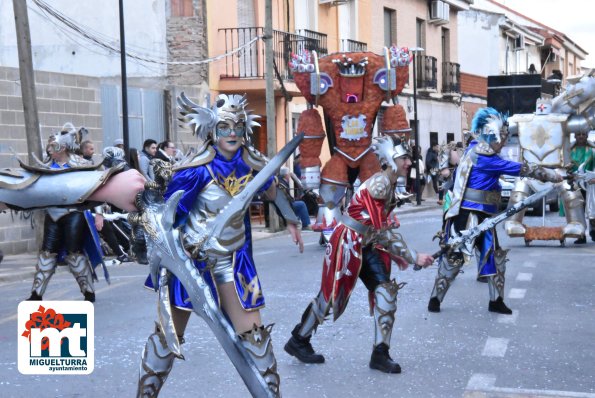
top-left (434, 183), bottom-right (563, 258)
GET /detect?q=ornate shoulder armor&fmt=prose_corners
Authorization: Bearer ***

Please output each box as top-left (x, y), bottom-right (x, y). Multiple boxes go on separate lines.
top-left (242, 145), bottom-right (267, 171)
top-left (174, 144), bottom-right (216, 171)
top-left (367, 173), bottom-right (392, 200)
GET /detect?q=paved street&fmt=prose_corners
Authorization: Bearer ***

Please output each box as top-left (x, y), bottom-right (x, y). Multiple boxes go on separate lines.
top-left (1, 206), bottom-right (594, 397)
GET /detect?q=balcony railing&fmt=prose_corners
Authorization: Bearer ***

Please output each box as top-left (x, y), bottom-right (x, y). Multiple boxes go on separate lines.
top-left (416, 55), bottom-right (437, 92)
top-left (296, 29), bottom-right (328, 56)
top-left (442, 61), bottom-right (460, 95)
top-left (341, 39), bottom-right (367, 52)
top-left (218, 27), bottom-right (327, 80)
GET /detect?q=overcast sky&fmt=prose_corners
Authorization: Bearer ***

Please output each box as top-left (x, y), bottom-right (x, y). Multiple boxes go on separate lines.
top-left (498, 0), bottom-right (594, 67)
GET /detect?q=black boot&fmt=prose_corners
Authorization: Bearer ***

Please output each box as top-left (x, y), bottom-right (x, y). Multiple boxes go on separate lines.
top-left (369, 343), bottom-right (401, 374)
top-left (428, 297), bottom-right (441, 313)
top-left (84, 292), bottom-right (96, 303)
top-left (284, 325), bottom-right (325, 364)
top-left (27, 292), bottom-right (43, 301)
top-left (488, 296), bottom-right (512, 314)
top-left (574, 236), bottom-right (587, 244)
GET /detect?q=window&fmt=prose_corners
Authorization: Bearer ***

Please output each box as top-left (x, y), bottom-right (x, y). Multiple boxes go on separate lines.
top-left (416, 19), bottom-right (426, 50)
top-left (171, 0), bottom-right (194, 17)
top-left (384, 8), bottom-right (396, 48)
top-left (430, 132), bottom-right (438, 147)
top-left (446, 132), bottom-right (455, 143)
top-left (441, 28), bottom-right (450, 62)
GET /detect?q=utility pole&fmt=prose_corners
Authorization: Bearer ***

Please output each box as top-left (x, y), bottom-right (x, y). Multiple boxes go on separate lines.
top-left (13, 0), bottom-right (44, 248)
top-left (118, 0), bottom-right (130, 160)
top-left (264, 0), bottom-right (281, 231)
top-left (12, 0), bottom-right (42, 164)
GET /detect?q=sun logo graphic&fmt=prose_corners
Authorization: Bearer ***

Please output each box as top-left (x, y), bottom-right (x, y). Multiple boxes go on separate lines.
top-left (18, 301), bottom-right (94, 375)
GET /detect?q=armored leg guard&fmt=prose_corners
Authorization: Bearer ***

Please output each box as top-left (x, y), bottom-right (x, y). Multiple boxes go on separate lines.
top-left (504, 180), bottom-right (530, 237)
top-left (29, 251), bottom-right (58, 299)
top-left (313, 183), bottom-right (346, 230)
top-left (284, 292), bottom-right (327, 364)
top-left (369, 280), bottom-right (401, 374)
top-left (137, 324), bottom-right (182, 398)
top-left (239, 324), bottom-right (281, 398)
top-left (428, 253), bottom-right (463, 312)
top-left (488, 249), bottom-right (512, 314)
top-left (561, 189), bottom-right (586, 239)
top-left (131, 225), bottom-right (148, 265)
top-left (66, 253), bottom-right (95, 302)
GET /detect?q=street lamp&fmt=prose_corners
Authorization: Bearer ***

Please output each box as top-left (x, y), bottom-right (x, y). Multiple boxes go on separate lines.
top-left (410, 47), bottom-right (424, 205)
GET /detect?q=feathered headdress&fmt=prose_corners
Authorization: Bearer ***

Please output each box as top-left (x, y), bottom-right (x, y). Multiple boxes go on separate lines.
top-left (177, 92), bottom-right (260, 142)
top-left (470, 107), bottom-right (508, 144)
top-left (371, 136), bottom-right (411, 174)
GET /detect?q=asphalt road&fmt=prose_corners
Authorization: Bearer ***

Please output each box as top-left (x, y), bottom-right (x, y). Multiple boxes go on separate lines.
top-left (0, 207), bottom-right (594, 398)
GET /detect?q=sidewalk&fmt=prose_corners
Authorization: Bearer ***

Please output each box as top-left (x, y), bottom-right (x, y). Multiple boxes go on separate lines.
top-left (0, 194), bottom-right (441, 284)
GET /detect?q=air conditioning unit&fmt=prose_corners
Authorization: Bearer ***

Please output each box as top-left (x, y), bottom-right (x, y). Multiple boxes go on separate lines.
top-left (513, 35), bottom-right (525, 51)
top-left (547, 53), bottom-right (558, 63)
top-left (430, 1), bottom-right (449, 24)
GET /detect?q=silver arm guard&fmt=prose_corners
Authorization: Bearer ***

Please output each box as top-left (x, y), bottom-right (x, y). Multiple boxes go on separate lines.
top-left (521, 164), bottom-right (562, 183)
top-left (0, 167), bottom-right (121, 209)
top-left (379, 229), bottom-right (418, 265)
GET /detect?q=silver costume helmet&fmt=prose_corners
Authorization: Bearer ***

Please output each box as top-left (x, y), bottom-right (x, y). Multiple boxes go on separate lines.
top-left (371, 136), bottom-right (411, 173)
top-left (49, 123), bottom-right (87, 153)
top-left (177, 92), bottom-right (260, 143)
top-left (470, 107), bottom-right (508, 144)
top-left (102, 146), bottom-right (125, 161)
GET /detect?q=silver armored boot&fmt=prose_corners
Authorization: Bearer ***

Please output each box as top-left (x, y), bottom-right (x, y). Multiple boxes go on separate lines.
top-left (66, 252), bottom-right (95, 302)
top-left (369, 280), bottom-right (402, 374)
top-left (239, 324), bottom-right (281, 398)
top-left (29, 251), bottom-right (58, 300)
top-left (284, 292), bottom-right (328, 364)
top-left (488, 249), bottom-right (512, 314)
top-left (561, 189), bottom-right (586, 239)
top-left (428, 252), bottom-right (464, 312)
top-left (137, 324), bottom-right (181, 398)
top-left (504, 180), bottom-right (531, 237)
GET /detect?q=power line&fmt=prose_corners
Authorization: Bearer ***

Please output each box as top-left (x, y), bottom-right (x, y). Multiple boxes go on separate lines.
top-left (30, 0), bottom-right (262, 66)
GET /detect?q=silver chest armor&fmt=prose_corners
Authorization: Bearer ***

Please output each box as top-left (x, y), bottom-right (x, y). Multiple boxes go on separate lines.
top-left (185, 182), bottom-right (246, 256)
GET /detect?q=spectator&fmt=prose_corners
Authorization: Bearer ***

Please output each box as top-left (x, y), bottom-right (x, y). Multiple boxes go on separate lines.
top-left (293, 153), bottom-right (302, 179)
top-left (408, 145), bottom-right (426, 200)
top-left (113, 138), bottom-right (124, 149)
top-left (426, 143), bottom-right (443, 204)
top-left (279, 167), bottom-right (312, 230)
top-left (138, 139), bottom-right (157, 180)
top-left (80, 140), bottom-right (95, 162)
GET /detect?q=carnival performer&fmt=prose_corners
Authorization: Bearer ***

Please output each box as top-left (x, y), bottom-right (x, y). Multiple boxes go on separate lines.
top-left (568, 131), bottom-right (595, 243)
top-left (284, 136), bottom-right (434, 374)
top-left (27, 125), bottom-right (98, 302)
top-left (428, 108), bottom-right (563, 314)
top-left (136, 93), bottom-right (304, 398)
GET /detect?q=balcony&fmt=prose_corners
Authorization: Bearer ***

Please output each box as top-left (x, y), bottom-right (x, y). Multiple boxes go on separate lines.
top-left (218, 27), bottom-right (328, 81)
top-left (296, 29), bottom-right (328, 56)
top-left (341, 39), bottom-right (368, 52)
top-left (416, 55), bottom-right (437, 93)
top-left (442, 61), bottom-right (460, 96)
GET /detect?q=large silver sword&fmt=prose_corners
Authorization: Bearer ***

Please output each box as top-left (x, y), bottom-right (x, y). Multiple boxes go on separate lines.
top-left (430, 182), bottom-right (564, 261)
top-left (143, 133), bottom-right (304, 398)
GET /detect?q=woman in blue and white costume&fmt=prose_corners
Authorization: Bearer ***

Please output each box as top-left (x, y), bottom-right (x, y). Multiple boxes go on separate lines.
top-left (427, 107), bottom-right (562, 315)
top-left (137, 93), bottom-right (303, 398)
